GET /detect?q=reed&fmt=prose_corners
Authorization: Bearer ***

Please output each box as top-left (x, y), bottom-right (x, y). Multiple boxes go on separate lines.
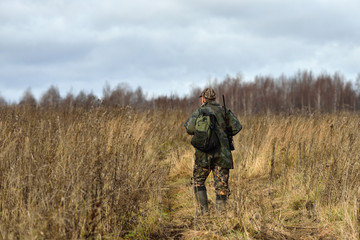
top-left (0, 106), bottom-right (184, 239)
top-left (227, 113), bottom-right (360, 239)
top-left (0, 106), bottom-right (359, 239)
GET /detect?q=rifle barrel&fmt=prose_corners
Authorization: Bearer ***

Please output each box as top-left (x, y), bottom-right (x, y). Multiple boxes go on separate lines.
top-left (222, 95), bottom-right (235, 151)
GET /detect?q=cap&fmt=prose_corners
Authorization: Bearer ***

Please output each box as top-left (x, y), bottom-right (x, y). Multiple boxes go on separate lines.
top-left (199, 88), bottom-right (216, 100)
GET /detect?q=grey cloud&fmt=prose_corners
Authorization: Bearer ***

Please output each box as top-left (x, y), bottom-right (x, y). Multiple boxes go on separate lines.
top-left (188, 0), bottom-right (360, 43)
top-left (0, 41), bottom-right (91, 66)
top-left (1, 0), bottom-right (359, 102)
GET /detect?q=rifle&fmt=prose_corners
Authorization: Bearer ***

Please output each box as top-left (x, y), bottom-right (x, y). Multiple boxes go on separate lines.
top-left (222, 95), bottom-right (235, 151)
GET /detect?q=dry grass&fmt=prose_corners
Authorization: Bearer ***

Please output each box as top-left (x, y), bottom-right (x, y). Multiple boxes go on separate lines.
top-left (167, 112), bottom-right (360, 239)
top-left (0, 106), bottom-right (359, 239)
top-left (0, 106), bottom-right (185, 239)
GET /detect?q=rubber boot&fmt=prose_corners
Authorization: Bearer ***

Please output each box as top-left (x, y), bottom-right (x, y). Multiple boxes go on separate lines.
top-left (194, 186), bottom-right (209, 216)
top-left (216, 194), bottom-right (227, 213)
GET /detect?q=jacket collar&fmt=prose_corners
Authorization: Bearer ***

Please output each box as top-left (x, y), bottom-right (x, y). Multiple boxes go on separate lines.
top-left (202, 101), bottom-right (220, 107)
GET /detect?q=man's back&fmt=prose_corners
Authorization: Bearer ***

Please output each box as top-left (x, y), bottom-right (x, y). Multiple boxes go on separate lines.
top-left (184, 88), bottom-right (242, 216)
top-left (184, 100), bottom-right (242, 169)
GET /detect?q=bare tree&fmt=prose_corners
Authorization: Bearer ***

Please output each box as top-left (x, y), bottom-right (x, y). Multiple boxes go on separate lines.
top-left (133, 87), bottom-right (146, 107)
top-left (40, 86), bottom-right (61, 108)
top-left (102, 83), bottom-right (134, 107)
top-left (19, 88), bottom-right (37, 107)
top-left (0, 95), bottom-right (7, 107)
top-left (61, 92), bottom-right (74, 108)
top-left (8, 70), bottom-right (360, 113)
top-left (73, 91), bottom-right (97, 108)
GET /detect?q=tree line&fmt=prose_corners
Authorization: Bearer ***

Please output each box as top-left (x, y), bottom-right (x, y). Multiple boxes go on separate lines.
top-left (1, 71), bottom-right (360, 114)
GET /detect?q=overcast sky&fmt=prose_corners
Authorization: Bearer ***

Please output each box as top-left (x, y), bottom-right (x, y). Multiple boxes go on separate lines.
top-left (1, 0), bottom-right (359, 102)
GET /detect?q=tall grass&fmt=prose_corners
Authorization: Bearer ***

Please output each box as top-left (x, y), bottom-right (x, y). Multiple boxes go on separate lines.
top-left (167, 112), bottom-right (360, 239)
top-left (1, 106), bottom-right (359, 239)
top-left (229, 113), bottom-right (360, 239)
top-left (0, 106), bottom-right (185, 239)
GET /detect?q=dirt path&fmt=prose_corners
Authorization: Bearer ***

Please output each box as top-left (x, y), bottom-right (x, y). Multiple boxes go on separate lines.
top-left (161, 176), bottom-right (195, 239)
top-left (161, 173), bottom-right (250, 239)
top-left (159, 172), bottom-right (336, 240)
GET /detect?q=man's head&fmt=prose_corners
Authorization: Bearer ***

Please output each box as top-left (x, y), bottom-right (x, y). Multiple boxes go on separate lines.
top-left (200, 88), bottom-right (216, 103)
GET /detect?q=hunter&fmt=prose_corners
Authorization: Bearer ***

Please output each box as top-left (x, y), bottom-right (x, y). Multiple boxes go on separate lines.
top-left (184, 88), bottom-right (242, 215)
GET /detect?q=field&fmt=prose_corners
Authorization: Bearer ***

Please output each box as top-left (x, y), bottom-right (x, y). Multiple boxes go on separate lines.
top-left (0, 106), bottom-right (359, 239)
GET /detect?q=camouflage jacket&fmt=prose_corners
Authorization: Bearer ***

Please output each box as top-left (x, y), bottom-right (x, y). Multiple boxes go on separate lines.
top-left (184, 101), bottom-right (242, 169)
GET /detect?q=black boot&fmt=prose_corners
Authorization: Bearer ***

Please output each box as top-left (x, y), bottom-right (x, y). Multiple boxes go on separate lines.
top-left (194, 186), bottom-right (209, 216)
top-left (216, 194), bottom-right (227, 213)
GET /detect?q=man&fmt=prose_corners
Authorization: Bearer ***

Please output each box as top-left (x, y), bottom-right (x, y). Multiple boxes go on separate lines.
top-left (184, 88), bottom-right (242, 215)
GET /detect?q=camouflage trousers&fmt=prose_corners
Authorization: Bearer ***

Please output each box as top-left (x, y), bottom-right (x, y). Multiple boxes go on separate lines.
top-left (192, 163), bottom-right (230, 197)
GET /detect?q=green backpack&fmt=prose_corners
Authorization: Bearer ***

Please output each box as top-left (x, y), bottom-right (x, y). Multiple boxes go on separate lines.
top-left (191, 112), bottom-right (220, 152)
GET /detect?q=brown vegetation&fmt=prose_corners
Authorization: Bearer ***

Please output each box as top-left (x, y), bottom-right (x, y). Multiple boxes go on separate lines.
top-left (0, 104), bottom-right (359, 239)
top-left (2, 71), bottom-right (360, 115)
top-left (0, 106), bottom-right (183, 239)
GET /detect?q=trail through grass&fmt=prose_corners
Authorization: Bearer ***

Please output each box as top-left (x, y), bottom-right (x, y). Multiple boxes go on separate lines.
top-left (0, 108), bottom-right (359, 239)
top-left (161, 167), bottom-right (337, 240)
top-left (157, 113), bottom-right (360, 239)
